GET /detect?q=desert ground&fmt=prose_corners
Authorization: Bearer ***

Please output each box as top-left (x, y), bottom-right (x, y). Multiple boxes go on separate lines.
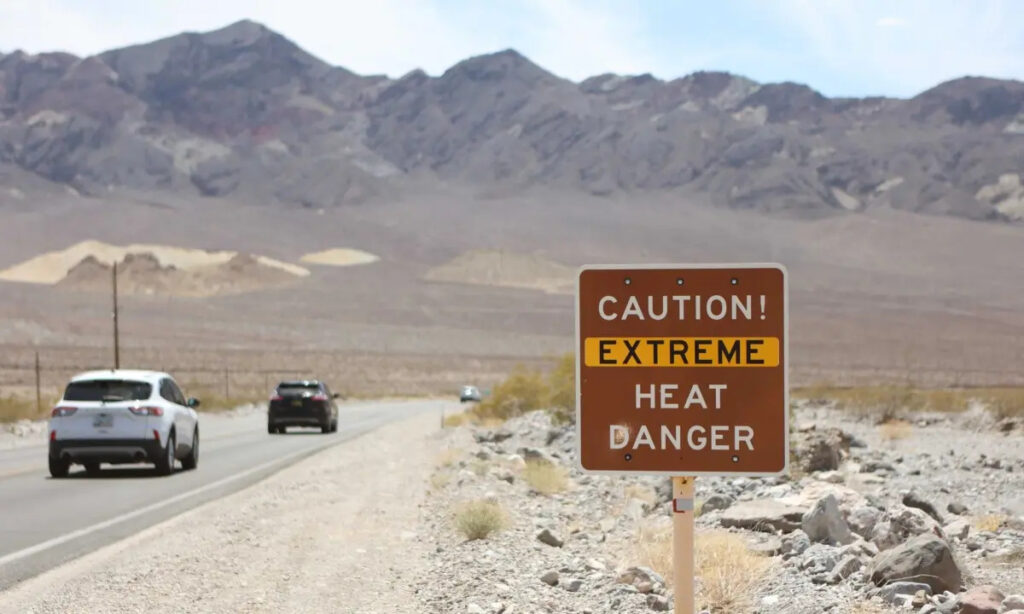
top-left (2, 189), bottom-right (1023, 407)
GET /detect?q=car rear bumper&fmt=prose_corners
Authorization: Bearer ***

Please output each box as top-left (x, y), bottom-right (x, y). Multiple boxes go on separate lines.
top-left (268, 415), bottom-right (328, 427)
top-left (50, 439), bottom-right (163, 464)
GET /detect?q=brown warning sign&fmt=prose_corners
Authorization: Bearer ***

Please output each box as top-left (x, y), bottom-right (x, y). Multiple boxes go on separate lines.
top-left (575, 264), bottom-right (788, 475)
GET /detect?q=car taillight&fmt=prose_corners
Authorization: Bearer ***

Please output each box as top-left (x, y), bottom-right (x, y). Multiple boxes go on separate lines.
top-left (311, 393), bottom-right (328, 402)
top-left (271, 395), bottom-right (283, 402)
top-left (50, 430), bottom-right (56, 441)
top-left (129, 406), bottom-right (164, 416)
top-left (153, 429), bottom-right (160, 443)
top-left (51, 406), bottom-right (77, 417)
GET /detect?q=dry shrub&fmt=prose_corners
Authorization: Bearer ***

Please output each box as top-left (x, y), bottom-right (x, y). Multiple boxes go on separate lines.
top-left (624, 484), bottom-right (658, 506)
top-left (697, 531), bottom-right (774, 613)
top-left (523, 459), bottom-right (568, 495)
top-left (453, 499), bottom-right (508, 540)
top-left (634, 522), bottom-right (673, 584)
top-left (429, 472), bottom-right (451, 490)
top-left (436, 447), bottom-right (463, 468)
top-left (878, 419), bottom-right (913, 441)
top-left (793, 385), bottom-right (1024, 420)
top-left (0, 395), bottom-right (51, 422)
top-left (443, 412), bottom-right (471, 427)
top-left (464, 353), bottom-right (575, 425)
top-left (633, 525), bottom-right (774, 612)
top-left (475, 367), bottom-right (548, 421)
top-left (974, 388), bottom-right (1024, 418)
top-left (545, 352), bottom-right (575, 424)
top-left (972, 514), bottom-right (1007, 532)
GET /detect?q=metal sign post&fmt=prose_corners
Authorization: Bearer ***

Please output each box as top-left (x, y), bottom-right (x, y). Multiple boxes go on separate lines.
top-left (575, 264), bottom-right (788, 613)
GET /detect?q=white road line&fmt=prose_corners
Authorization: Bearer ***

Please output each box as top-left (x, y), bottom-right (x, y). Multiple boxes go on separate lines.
top-left (0, 418), bottom-right (378, 568)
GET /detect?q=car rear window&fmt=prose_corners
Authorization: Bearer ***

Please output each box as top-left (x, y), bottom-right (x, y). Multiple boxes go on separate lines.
top-left (64, 380), bottom-right (152, 402)
top-left (276, 383), bottom-right (320, 395)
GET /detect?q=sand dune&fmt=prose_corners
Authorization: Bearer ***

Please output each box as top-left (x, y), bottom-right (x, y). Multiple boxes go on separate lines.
top-left (299, 248), bottom-right (379, 266)
top-left (425, 249), bottom-right (575, 294)
top-left (0, 240), bottom-right (308, 285)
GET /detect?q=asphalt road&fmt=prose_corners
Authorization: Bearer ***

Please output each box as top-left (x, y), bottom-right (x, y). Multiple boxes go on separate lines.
top-left (0, 399), bottom-right (451, 590)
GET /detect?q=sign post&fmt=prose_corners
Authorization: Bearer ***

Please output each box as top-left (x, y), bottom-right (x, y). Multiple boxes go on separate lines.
top-left (575, 264), bottom-right (788, 613)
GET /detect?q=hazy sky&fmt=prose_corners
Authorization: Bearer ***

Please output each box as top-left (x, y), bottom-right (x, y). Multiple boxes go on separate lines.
top-left (1, 0), bottom-right (1021, 98)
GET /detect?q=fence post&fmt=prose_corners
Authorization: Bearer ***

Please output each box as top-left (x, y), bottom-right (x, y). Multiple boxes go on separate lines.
top-left (35, 351), bottom-right (41, 416)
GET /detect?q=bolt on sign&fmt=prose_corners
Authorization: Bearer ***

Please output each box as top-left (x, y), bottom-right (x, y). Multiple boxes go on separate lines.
top-left (575, 264), bottom-right (788, 476)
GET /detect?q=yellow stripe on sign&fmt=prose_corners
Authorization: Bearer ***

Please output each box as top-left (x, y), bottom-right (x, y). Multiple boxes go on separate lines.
top-left (583, 337), bottom-right (780, 367)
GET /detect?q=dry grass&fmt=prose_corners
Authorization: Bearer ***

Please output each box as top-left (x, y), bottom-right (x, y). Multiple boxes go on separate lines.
top-left (878, 419), bottom-right (913, 441)
top-left (429, 472), bottom-right (451, 491)
top-left (442, 411), bottom-right (471, 428)
top-left (633, 526), bottom-right (773, 612)
top-left (697, 532), bottom-right (775, 613)
top-left (436, 447), bottom-right (463, 468)
top-left (624, 484), bottom-right (658, 506)
top-left (464, 353), bottom-right (575, 424)
top-left (972, 514), bottom-right (1007, 532)
top-left (843, 601), bottom-right (893, 614)
top-left (0, 395), bottom-right (52, 423)
top-left (453, 499), bottom-right (508, 541)
top-left (523, 459), bottom-right (569, 495)
top-left (793, 385), bottom-right (1024, 419)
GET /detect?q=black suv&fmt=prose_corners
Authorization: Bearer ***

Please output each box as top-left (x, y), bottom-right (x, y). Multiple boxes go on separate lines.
top-left (268, 380), bottom-right (339, 434)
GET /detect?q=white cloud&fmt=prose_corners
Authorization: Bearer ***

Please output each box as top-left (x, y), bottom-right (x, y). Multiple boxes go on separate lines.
top-left (875, 16), bottom-right (906, 28)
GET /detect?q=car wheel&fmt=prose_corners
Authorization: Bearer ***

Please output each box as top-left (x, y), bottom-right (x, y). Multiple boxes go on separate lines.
top-left (181, 428), bottom-right (199, 470)
top-left (48, 457), bottom-right (70, 478)
top-left (155, 431), bottom-right (175, 476)
top-left (278, 426), bottom-right (286, 434)
top-left (321, 423), bottom-right (331, 434)
top-left (267, 423), bottom-right (276, 434)
top-left (84, 462), bottom-right (101, 475)
top-left (331, 420), bottom-right (338, 432)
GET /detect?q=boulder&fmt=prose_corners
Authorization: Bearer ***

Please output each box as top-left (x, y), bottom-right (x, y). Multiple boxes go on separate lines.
top-left (903, 491), bottom-right (943, 522)
top-left (958, 585), bottom-right (1004, 614)
top-left (871, 506), bottom-right (943, 550)
top-left (720, 500), bottom-right (808, 533)
top-left (948, 502), bottom-right (969, 515)
top-left (701, 494), bottom-right (734, 513)
top-left (870, 581), bottom-right (932, 604)
top-left (1002, 595), bottom-right (1024, 612)
top-left (848, 505), bottom-right (883, 540)
top-left (536, 528), bottom-right (564, 548)
top-left (791, 428), bottom-right (847, 473)
top-left (944, 518), bottom-right (971, 541)
top-left (802, 494), bottom-right (855, 545)
top-left (868, 534), bottom-right (963, 593)
top-left (540, 570), bottom-right (559, 586)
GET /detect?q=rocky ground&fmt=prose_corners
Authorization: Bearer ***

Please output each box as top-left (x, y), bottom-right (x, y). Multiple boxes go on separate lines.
top-left (419, 403), bottom-right (1024, 613)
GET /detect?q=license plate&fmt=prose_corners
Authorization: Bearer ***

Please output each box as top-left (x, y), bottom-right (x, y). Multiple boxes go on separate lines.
top-left (291, 399), bottom-right (303, 407)
top-left (93, 414), bottom-right (114, 428)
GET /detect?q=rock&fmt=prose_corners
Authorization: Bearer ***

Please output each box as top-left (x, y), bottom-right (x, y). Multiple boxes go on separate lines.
top-left (518, 447), bottom-right (550, 462)
top-left (654, 479), bottom-right (673, 504)
top-left (903, 491), bottom-right (944, 522)
top-left (747, 535), bottom-right (783, 556)
top-left (870, 581), bottom-right (932, 604)
top-left (958, 585), bottom-right (1004, 614)
top-left (871, 506), bottom-right (943, 550)
top-left (720, 500), bottom-right (808, 533)
top-left (562, 578), bottom-right (583, 592)
top-left (791, 428), bottom-right (845, 472)
top-left (868, 534), bottom-right (963, 593)
top-left (799, 543), bottom-right (841, 576)
top-left (540, 570), bottom-right (559, 586)
top-left (944, 518), bottom-right (971, 540)
top-left (781, 530), bottom-right (811, 557)
top-left (646, 595), bottom-right (671, 611)
top-left (848, 505), bottom-right (882, 540)
top-left (816, 470), bottom-right (845, 484)
top-left (948, 502), bottom-right (969, 515)
top-left (617, 566), bottom-right (665, 590)
top-left (701, 494), bottom-right (734, 513)
top-left (802, 494), bottom-right (855, 545)
top-left (1002, 595), bottom-right (1024, 612)
top-left (475, 429), bottom-right (513, 443)
top-left (828, 554), bottom-right (862, 583)
top-left (467, 604), bottom-right (486, 614)
top-left (584, 558), bottom-right (606, 571)
top-left (506, 454), bottom-right (527, 469)
top-left (536, 528), bottom-right (564, 548)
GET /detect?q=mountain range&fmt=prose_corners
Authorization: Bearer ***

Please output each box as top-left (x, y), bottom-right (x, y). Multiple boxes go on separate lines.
top-left (2, 19), bottom-right (1024, 221)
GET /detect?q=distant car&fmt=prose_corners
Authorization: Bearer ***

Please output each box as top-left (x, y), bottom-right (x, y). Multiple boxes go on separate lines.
top-left (268, 380), bottom-right (339, 434)
top-left (48, 370), bottom-right (200, 478)
top-left (460, 385), bottom-right (482, 403)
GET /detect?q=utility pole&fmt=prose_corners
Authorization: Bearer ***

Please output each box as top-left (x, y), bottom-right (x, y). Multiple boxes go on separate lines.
top-left (112, 261), bottom-right (120, 369)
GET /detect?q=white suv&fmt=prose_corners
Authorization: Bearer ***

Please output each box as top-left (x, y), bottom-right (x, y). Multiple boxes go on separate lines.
top-left (48, 370), bottom-right (200, 477)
